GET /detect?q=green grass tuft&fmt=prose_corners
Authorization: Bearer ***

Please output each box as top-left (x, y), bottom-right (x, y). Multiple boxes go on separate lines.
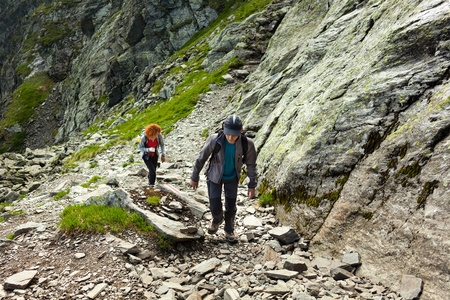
top-left (54, 189), bottom-right (70, 200)
top-left (146, 196), bottom-right (161, 206)
top-left (259, 193), bottom-right (275, 207)
top-left (81, 176), bottom-right (103, 188)
top-left (58, 204), bottom-right (154, 234)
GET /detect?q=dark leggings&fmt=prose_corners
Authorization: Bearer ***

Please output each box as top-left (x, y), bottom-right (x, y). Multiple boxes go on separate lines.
top-left (143, 154), bottom-right (158, 185)
top-left (207, 177), bottom-right (238, 233)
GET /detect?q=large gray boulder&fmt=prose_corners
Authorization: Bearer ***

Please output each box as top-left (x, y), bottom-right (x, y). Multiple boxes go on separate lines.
top-left (227, 0), bottom-right (450, 299)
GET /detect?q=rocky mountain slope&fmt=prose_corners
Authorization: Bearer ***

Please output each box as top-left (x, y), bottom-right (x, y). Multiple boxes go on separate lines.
top-left (0, 0), bottom-right (449, 299)
top-left (1, 78), bottom-right (421, 300)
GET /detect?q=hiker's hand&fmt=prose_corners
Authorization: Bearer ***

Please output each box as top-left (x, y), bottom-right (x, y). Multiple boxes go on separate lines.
top-left (248, 188), bottom-right (255, 199)
top-left (190, 180), bottom-right (198, 190)
top-left (161, 156), bottom-right (165, 163)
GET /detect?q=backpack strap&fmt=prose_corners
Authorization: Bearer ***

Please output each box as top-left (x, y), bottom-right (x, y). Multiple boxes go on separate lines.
top-left (241, 134), bottom-right (248, 161)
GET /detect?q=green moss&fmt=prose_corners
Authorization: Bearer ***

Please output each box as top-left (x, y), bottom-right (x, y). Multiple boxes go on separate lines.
top-left (97, 94), bottom-right (108, 105)
top-left (258, 179), bottom-right (270, 195)
top-left (362, 212), bottom-right (373, 220)
top-left (0, 72), bottom-right (53, 153)
top-left (39, 22), bottom-right (73, 47)
top-left (151, 80), bottom-right (163, 94)
top-left (81, 176), bottom-right (103, 188)
top-left (4, 72), bottom-right (53, 125)
top-left (275, 174), bottom-right (349, 210)
top-left (439, 95), bottom-right (450, 108)
top-left (258, 193), bottom-right (275, 207)
top-left (22, 31), bottom-right (39, 52)
top-left (170, 19), bottom-right (193, 32)
top-left (54, 189), bottom-right (70, 200)
top-left (156, 4), bottom-right (170, 15)
top-left (399, 144), bottom-right (408, 159)
top-left (417, 180), bottom-right (439, 209)
top-left (363, 117), bottom-right (399, 155)
top-left (174, 0), bottom-right (273, 56)
top-left (398, 160), bottom-right (421, 178)
top-left (16, 63), bottom-right (32, 77)
top-left (146, 196), bottom-right (161, 206)
top-left (387, 158), bottom-right (398, 169)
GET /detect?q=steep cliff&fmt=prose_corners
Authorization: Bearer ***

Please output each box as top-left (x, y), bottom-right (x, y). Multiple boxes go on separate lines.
top-left (228, 0), bottom-right (449, 298)
top-left (0, 0), bottom-right (218, 151)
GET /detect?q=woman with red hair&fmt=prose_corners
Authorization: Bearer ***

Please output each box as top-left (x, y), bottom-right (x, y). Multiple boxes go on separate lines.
top-left (138, 124), bottom-right (166, 186)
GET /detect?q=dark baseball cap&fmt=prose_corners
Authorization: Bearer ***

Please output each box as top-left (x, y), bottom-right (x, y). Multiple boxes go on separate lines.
top-left (223, 115), bottom-right (242, 136)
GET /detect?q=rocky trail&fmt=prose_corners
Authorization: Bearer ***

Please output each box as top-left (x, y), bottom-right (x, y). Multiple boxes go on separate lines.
top-left (0, 78), bottom-right (420, 300)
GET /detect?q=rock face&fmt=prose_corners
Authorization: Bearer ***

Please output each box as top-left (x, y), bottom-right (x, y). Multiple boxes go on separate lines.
top-left (227, 0), bottom-right (449, 299)
top-left (0, 0), bottom-right (218, 149)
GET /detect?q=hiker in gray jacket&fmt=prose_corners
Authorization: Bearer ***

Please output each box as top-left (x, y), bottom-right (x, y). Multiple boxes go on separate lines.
top-left (190, 115), bottom-right (257, 243)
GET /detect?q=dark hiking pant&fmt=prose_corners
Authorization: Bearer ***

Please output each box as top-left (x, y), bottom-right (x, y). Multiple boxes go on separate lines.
top-left (207, 177), bottom-right (238, 233)
top-left (143, 154), bottom-right (158, 185)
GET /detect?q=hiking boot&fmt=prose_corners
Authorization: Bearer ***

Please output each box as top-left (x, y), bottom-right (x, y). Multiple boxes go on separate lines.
top-left (225, 231), bottom-right (238, 243)
top-left (207, 220), bottom-right (223, 234)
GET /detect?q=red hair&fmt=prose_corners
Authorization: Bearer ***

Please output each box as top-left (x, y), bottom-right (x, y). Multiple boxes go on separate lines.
top-left (145, 124), bottom-right (161, 140)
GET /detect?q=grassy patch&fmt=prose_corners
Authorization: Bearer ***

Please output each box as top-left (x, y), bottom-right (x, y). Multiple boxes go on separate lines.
top-left (122, 161), bottom-right (141, 168)
top-left (157, 233), bottom-right (174, 249)
top-left (201, 128), bottom-right (208, 137)
top-left (9, 210), bottom-right (24, 215)
top-left (259, 193), bottom-right (275, 207)
top-left (54, 189), bottom-right (70, 200)
top-left (0, 216), bottom-right (4, 222)
top-left (58, 204), bottom-right (154, 234)
top-left (7, 234), bottom-right (14, 239)
top-left (23, 31), bottom-right (39, 52)
top-left (89, 162), bottom-right (98, 168)
top-left (16, 60), bottom-right (33, 77)
top-left (146, 196), bottom-right (161, 206)
top-left (151, 80), bottom-right (164, 94)
top-left (39, 21), bottom-right (73, 47)
top-left (179, 0), bottom-right (273, 53)
top-left (0, 202), bottom-right (13, 211)
top-left (81, 176), bottom-right (103, 188)
top-left (0, 72), bottom-right (53, 153)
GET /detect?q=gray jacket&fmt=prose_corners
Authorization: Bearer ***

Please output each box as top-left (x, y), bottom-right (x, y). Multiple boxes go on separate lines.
top-left (138, 133), bottom-right (165, 159)
top-left (191, 133), bottom-right (257, 188)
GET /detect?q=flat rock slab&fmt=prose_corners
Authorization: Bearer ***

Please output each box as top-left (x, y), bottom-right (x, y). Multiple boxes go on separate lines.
top-left (87, 282), bottom-right (108, 299)
top-left (243, 215), bottom-right (263, 228)
top-left (130, 203), bottom-right (204, 242)
top-left (14, 222), bottom-right (45, 236)
top-left (190, 258), bottom-right (222, 275)
top-left (264, 269), bottom-right (298, 280)
top-left (268, 226), bottom-right (300, 244)
top-left (85, 188), bottom-right (204, 242)
top-left (158, 184), bottom-right (208, 219)
top-left (400, 275), bottom-right (423, 300)
top-left (4, 270), bottom-right (38, 290)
